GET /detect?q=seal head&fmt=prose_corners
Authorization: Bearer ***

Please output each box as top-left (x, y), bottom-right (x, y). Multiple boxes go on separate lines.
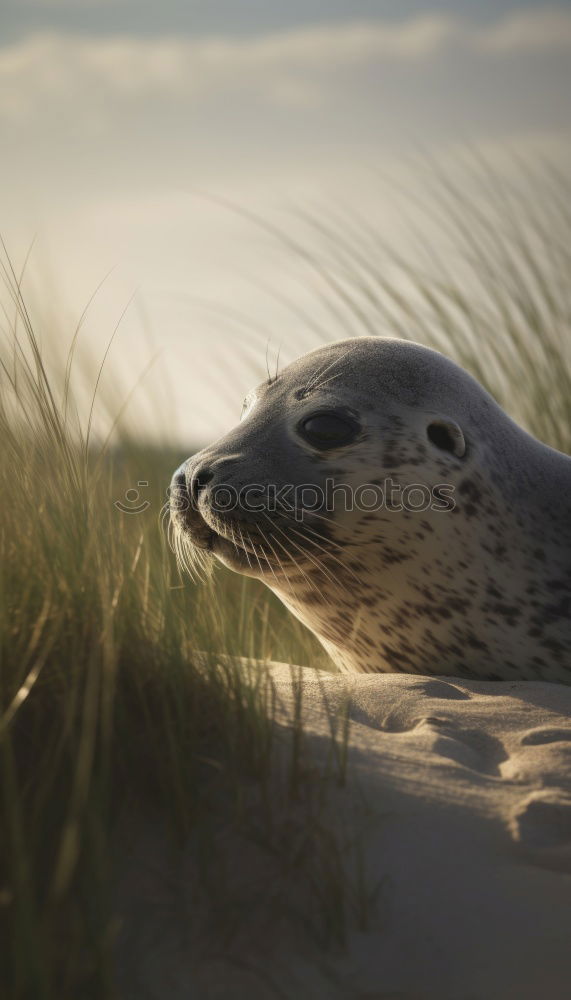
top-left (170, 338), bottom-right (571, 683)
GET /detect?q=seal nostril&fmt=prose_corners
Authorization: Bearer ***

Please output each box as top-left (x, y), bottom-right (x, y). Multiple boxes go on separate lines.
top-left (191, 466), bottom-right (214, 501)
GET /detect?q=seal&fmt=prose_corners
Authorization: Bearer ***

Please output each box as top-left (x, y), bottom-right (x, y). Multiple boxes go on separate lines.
top-left (170, 337), bottom-right (571, 683)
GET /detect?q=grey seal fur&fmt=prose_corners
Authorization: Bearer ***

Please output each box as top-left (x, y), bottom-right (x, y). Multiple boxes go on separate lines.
top-left (170, 337), bottom-right (571, 683)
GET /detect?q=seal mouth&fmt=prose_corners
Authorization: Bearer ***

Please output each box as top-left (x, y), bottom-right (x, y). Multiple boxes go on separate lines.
top-left (169, 470), bottom-right (339, 579)
top-left (201, 509), bottom-right (341, 579)
top-left (199, 518), bottom-right (275, 566)
top-left (189, 519), bottom-right (280, 576)
top-left (169, 477), bottom-right (278, 574)
top-left (212, 527), bottom-right (275, 572)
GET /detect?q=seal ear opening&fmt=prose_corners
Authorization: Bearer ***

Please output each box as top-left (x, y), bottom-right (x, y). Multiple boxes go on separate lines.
top-left (427, 419), bottom-right (466, 458)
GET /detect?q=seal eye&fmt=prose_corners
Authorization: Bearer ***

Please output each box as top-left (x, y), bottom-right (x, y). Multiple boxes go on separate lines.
top-left (427, 420), bottom-right (466, 458)
top-left (299, 412), bottom-right (359, 450)
top-left (241, 393), bottom-right (256, 421)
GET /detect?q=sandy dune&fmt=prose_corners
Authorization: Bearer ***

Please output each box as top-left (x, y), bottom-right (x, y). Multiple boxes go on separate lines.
top-left (116, 667), bottom-right (571, 999)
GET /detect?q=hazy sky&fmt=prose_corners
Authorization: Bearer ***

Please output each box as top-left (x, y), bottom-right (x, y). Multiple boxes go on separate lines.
top-left (1, 1), bottom-right (570, 442)
top-left (4, 1), bottom-right (562, 40)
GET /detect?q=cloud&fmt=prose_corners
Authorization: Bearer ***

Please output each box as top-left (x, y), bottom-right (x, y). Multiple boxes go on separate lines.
top-left (0, 8), bottom-right (570, 122)
top-left (483, 8), bottom-right (571, 52)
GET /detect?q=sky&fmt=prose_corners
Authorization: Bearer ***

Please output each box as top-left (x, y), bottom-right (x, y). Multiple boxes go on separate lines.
top-left (1, 0), bottom-right (570, 443)
top-left (4, 1), bottom-right (564, 41)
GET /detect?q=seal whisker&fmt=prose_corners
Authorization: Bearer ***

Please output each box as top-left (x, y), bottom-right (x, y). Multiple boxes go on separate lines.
top-left (284, 519), bottom-right (363, 588)
top-left (275, 498), bottom-right (356, 543)
top-left (289, 524), bottom-right (363, 588)
top-left (171, 518), bottom-right (212, 585)
top-left (302, 347), bottom-right (354, 395)
top-left (271, 499), bottom-right (362, 586)
top-left (274, 499), bottom-right (358, 560)
top-left (273, 498), bottom-right (343, 545)
top-left (262, 512), bottom-right (339, 590)
top-left (262, 528), bottom-right (310, 591)
top-left (257, 525), bottom-right (296, 591)
top-left (229, 523), bottom-right (242, 561)
top-left (159, 500), bottom-right (170, 525)
top-left (237, 524), bottom-right (254, 572)
top-left (259, 512), bottom-right (325, 596)
top-left (310, 370), bottom-right (345, 392)
top-left (244, 528), bottom-right (269, 579)
top-left (251, 525), bottom-right (290, 590)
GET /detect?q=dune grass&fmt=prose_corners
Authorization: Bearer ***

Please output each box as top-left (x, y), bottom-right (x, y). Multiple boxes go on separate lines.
top-left (0, 255), bottom-right (337, 997)
top-left (0, 160), bottom-right (570, 997)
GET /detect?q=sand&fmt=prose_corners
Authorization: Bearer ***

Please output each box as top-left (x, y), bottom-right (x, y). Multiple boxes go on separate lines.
top-left (115, 666), bottom-right (571, 999)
